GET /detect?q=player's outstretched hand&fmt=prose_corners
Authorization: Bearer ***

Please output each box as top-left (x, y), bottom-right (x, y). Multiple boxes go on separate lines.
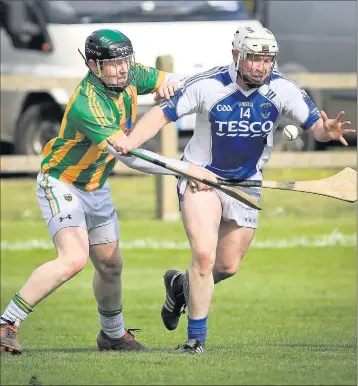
top-left (321, 110), bottom-right (355, 146)
top-left (153, 82), bottom-right (178, 101)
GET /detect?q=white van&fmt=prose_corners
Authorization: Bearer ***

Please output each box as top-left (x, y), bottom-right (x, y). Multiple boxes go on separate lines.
top-left (0, 0), bottom-right (263, 154)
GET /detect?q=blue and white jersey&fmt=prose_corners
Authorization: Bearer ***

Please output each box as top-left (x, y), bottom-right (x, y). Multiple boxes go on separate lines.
top-left (160, 63), bottom-right (321, 180)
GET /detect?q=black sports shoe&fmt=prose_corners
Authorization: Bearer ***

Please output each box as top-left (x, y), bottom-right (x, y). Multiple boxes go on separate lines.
top-left (161, 270), bottom-right (186, 331)
top-left (97, 328), bottom-right (147, 351)
top-left (176, 339), bottom-right (204, 354)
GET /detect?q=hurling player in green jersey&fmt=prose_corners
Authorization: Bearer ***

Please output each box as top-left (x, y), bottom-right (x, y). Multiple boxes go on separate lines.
top-left (0, 29), bottom-right (214, 354)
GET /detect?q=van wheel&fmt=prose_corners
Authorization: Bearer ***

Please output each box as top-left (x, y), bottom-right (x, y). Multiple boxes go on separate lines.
top-left (14, 102), bottom-right (62, 155)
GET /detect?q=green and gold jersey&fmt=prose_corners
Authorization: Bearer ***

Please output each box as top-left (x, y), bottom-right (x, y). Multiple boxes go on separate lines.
top-left (41, 64), bottom-right (166, 191)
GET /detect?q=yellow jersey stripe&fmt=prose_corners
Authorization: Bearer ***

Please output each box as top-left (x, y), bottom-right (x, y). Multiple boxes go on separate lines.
top-left (112, 94), bottom-right (126, 129)
top-left (59, 144), bottom-right (102, 184)
top-left (126, 85), bottom-right (138, 123)
top-left (43, 138), bottom-right (56, 160)
top-left (87, 84), bottom-right (111, 127)
top-left (85, 153), bottom-right (115, 192)
top-left (59, 86), bottom-right (82, 138)
top-left (85, 85), bottom-right (105, 126)
top-left (98, 130), bottom-right (124, 151)
top-left (93, 93), bottom-right (111, 126)
top-left (42, 121), bottom-right (84, 174)
top-left (89, 87), bottom-right (107, 126)
top-left (75, 130), bottom-right (85, 141)
top-left (153, 70), bottom-right (166, 90)
top-left (86, 86), bottom-right (104, 126)
top-left (43, 140), bottom-right (79, 173)
top-left (119, 94), bottom-right (126, 128)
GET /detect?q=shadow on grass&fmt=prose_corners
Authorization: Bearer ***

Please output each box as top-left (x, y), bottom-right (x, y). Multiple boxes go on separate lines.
top-left (21, 346), bottom-right (177, 355)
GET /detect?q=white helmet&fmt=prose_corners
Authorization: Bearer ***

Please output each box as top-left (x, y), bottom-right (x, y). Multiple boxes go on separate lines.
top-left (233, 26), bottom-right (279, 87)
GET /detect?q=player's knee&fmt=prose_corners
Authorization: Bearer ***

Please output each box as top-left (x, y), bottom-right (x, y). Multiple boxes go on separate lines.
top-left (192, 248), bottom-right (216, 276)
top-left (57, 254), bottom-right (88, 280)
top-left (97, 259), bottom-right (123, 281)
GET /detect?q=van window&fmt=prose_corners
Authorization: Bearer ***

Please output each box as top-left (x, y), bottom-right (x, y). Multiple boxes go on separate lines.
top-left (43, 1), bottom-right (250, 24)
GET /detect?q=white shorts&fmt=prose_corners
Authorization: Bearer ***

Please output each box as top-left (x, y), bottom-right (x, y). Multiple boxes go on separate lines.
top-left (36, 172), bottom-right (119, 245)
top-left (177, 174), bottom-right (261, 229)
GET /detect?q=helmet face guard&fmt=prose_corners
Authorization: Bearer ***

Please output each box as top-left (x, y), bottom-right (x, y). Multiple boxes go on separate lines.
top-left (94, 54), bottom-right (135, 91)
top-left (236, 46), bottom-right (276, 88)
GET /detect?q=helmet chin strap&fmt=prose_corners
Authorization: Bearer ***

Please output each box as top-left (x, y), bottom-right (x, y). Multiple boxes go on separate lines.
top-left (241, 73), bottom-right (262, 89)
top-left (235, 56), bottom-right (273, 89)
top-left (234, 63), bottom-right (260, 89)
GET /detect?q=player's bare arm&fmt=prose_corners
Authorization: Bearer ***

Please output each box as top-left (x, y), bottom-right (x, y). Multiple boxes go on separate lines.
top-left (109, 105), bottom-right (169, 154)
top-left (308, 110), bottom-right (355, 146)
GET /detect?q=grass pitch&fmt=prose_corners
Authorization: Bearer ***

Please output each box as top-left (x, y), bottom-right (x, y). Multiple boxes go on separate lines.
top-left (0, 169), bottom-right (356, 385)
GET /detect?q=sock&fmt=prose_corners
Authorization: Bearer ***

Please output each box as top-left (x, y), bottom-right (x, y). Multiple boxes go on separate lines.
top-left (188, 316), bottom-right (208, 344)
top-left (98, 307), bottom-right (125, 339)
top-left (1, 292), bottom-right (34, 327)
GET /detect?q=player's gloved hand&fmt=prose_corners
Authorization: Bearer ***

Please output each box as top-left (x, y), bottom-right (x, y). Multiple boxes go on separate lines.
top-left (187, 164), bottom-right (218, 192)
top-left (153, 82), bottom-right (179, 101)
top-left (107, 134), bottom-right (135, 155)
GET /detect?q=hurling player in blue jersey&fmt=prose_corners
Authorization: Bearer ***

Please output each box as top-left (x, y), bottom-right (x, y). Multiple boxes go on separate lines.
top-left (109, 26), bottom-right (354, 354)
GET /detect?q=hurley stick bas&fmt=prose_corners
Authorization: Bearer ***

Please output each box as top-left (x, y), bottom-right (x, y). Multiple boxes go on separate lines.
top-left (106, 140), bottom-right (261, 210)
top-left (217, 167), bottom-right (357, 203)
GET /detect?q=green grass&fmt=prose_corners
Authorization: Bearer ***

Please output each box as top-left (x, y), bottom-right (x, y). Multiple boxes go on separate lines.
top-left (0, 169), bottom-right (356, 385)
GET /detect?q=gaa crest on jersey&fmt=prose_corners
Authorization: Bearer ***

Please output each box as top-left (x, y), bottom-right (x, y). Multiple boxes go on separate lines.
top-left (260, 103), bottom-right (272, 119)
top-left (64, 194), bottom-right (72, 202)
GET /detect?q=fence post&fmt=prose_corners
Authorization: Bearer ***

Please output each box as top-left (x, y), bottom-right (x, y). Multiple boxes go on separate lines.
top-left (155, 55), bottom-right (180, 221)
